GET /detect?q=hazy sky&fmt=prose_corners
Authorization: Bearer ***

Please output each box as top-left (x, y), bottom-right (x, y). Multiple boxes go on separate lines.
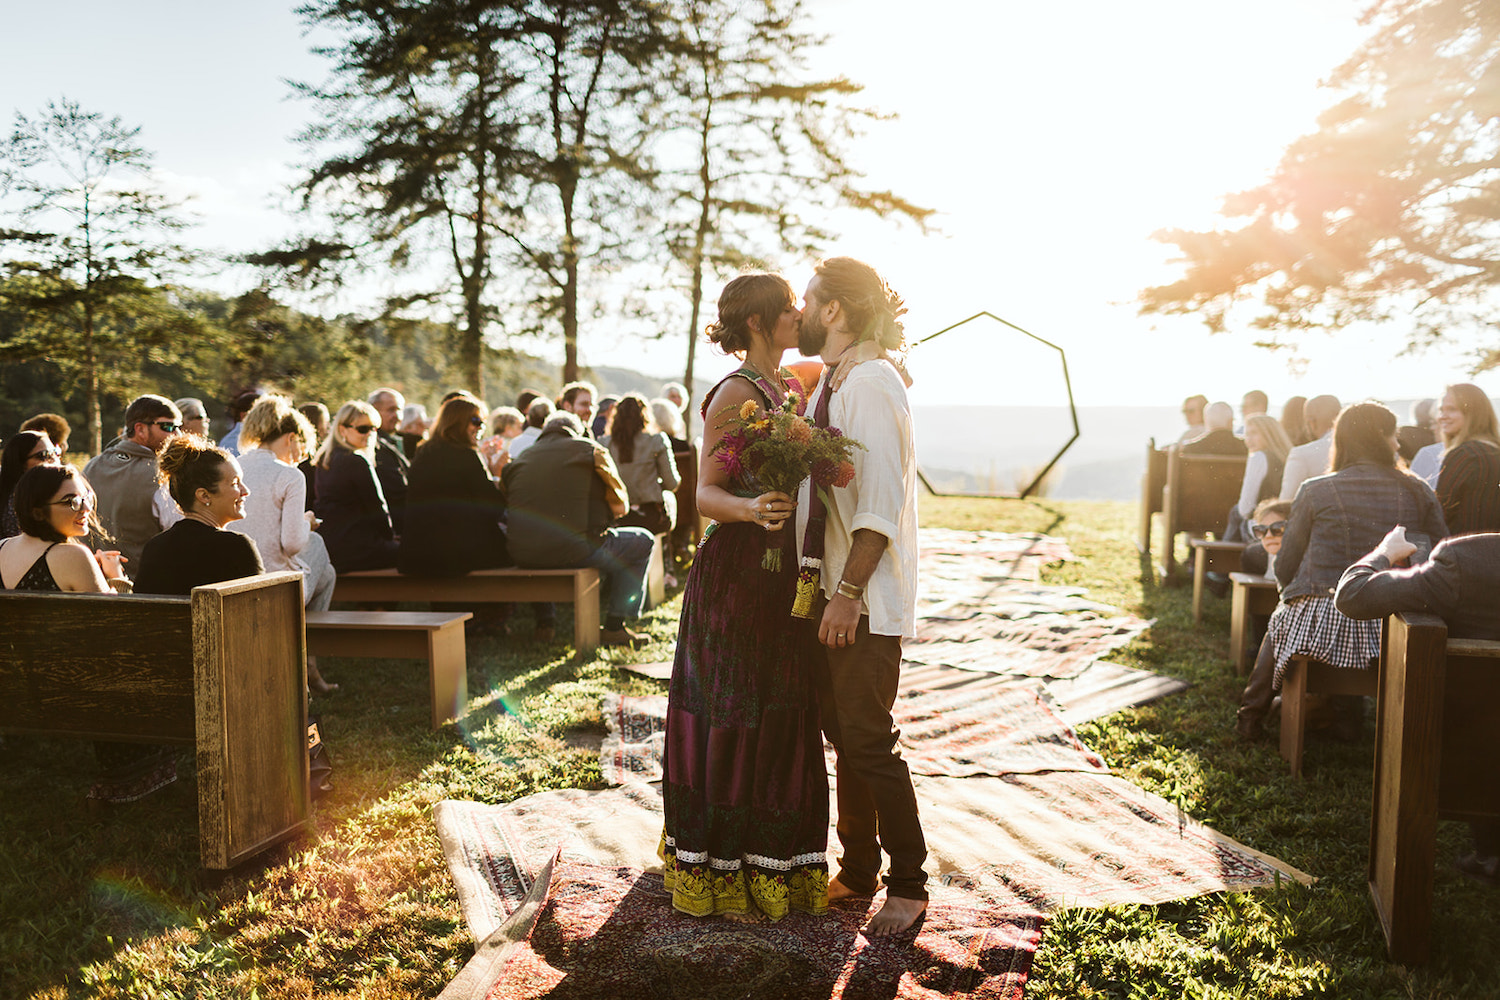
top-left (3, 0), bottom-right (1490, 410)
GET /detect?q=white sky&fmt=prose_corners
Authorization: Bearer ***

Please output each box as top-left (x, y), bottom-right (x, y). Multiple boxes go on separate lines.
top-left (3, 0), bottom-right (1494, 408)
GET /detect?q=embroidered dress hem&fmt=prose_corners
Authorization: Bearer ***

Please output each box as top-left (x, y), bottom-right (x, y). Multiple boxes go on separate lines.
top-left (661, 838), bottom-right (829, 921)
top-left (1268, 594), bottom-right (1381, 689)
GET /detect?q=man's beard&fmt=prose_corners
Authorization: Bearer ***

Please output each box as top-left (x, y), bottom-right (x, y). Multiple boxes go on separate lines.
top-left (798, 313), bottom-right (827, 356)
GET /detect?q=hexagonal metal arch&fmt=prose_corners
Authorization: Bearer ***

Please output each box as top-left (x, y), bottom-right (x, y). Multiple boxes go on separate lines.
top-left (912, 312), bottom-right (1078, 500)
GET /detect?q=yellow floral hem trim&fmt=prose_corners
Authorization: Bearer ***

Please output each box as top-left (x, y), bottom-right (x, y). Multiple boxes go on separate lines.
top-left (663, 851), bottom-right (829, 922)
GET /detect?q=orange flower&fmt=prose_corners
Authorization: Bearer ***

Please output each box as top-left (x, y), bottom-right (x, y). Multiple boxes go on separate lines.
top-left (786, 418), bottom-right (812, 443)
top-left (739, 400), bottom-right (759, 420)
top-left (833, 460), bottom-right (856, 488)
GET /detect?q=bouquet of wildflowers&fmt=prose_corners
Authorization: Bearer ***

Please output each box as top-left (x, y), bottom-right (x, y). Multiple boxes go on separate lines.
top-left (711, 394), bottom-right (862, 570)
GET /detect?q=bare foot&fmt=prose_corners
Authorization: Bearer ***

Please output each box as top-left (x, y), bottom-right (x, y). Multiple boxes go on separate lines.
top-left (863, 896), bottom-right (926, 936)
top-left (827, 876), bottom-right (869, 902)
top-left (722, 909), bottom-right (761, 924)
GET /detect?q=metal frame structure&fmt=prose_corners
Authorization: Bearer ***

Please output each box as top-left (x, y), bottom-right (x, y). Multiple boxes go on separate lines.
top-left (911, 311), bottom-right (1078, 500)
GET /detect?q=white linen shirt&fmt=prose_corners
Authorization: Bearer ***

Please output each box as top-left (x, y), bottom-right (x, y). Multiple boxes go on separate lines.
top-left (795, 358), bottom-right (919, 639)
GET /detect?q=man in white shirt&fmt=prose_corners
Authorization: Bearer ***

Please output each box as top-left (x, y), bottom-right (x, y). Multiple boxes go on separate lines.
top-left (1280, 394), bottom-right (1342, 500)
top-left (795, 256), bottom-right (925, 935)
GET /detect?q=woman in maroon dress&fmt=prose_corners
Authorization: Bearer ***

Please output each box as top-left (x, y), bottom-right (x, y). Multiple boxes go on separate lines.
top-left (660, 273), bottom-right (829, 921)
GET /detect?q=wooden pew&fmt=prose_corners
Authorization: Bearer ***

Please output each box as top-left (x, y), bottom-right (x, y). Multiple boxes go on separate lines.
top-left (305, 610), bottom-right (471, 729)
top-left (1157, 448), bottom-right (1246, 579)
top-left (1229, 572), bottom-right (1278, 675)
top-left (1279, 654), bottom-right (1379, 779)
top-left (671, 439), bottom-right (701, 561)
top-left (1137, 437), bottom-right (1169, 563)
top-left (1369, 612), bottom-right (1500, 964)
top-left (1189, 538), bottom-right (1245, 624)
top-left (0, 573), bottom-right (311, 870)
top-left (332, 567), bottom-right (601, 656)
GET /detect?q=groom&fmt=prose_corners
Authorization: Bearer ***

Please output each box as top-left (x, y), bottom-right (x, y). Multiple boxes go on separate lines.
top-left (796, 256), bottom-right (926, 935)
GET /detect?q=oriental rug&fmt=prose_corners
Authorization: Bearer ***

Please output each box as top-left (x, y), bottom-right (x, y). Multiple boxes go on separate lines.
top-left (443, 859), bottom-right (1044, 1000)
top-left (436, 768), bottom-right (1306, 952)
top-left (599, 683), bottom-right (1109, 786)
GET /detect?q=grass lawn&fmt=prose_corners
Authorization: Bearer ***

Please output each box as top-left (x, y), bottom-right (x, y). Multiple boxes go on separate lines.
top-left (3, 496), bottom-right (1498, 998)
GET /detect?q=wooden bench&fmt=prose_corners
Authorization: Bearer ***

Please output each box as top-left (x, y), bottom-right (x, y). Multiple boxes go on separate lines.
top-left (0, 573), bottom-right (310, 870)
top-left (1156, 449), bottom-right (1246, 581)
top-left (1189, 539), bottom-right (1245, 624)
top-left (1137, 437), bottom-right (1168, 565)
top-left (306, 611), bottom-right (472, 729)
top-left (1369, 612), bottom-right (1500, 964)
top-left (332, 567), bottom-right (601, 656)
top-left (1279, 654), bottom-right (1379, 779)
top-left (1229, 572), bottom-right (1279, 675)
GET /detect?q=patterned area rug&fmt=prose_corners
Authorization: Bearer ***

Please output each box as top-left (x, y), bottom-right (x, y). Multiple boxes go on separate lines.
top-left (446, 860), bottom-right (1044, 1000)
top-left (600, 683), bottom-right (1110, 786)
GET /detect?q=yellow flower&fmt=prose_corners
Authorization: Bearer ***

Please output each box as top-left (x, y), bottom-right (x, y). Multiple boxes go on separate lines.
top-left (739, 400), bottom-right (759, 420)
top-left (750, 418), bottom-right (770, 431)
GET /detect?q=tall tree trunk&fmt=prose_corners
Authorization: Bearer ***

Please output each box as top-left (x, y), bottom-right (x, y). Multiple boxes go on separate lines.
top-left (84, 300), bottom-right (101, 454)
top-left (683, 93), bottom-right (714, 436)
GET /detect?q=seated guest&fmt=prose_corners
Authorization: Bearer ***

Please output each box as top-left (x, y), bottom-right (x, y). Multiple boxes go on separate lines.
top-left (174, 397), bottom-right (212, 441)
top-left (557, 381), bottom-right (597, 437)
top-left (1240, 389), bottom-right (1268, 432)
top-left (1279, 394), bottom-right (1342, 499)
top-left (1, 430), bottom-right (62, 537)
top-left (509, 398), bottom-right (552, 459)
top-left (601, 392), bottom-right (681, 535)
top-left (484, 406), bottom-right (526, 474)
top-left (1434, 383), bottom-right (1500, 536)
top-left (1410, 440), bottom-right (1444, 486)
top-left (298, 402), bottom-right (330, 512)
top-left (1226, 414), bottom-right (1292, 541)
top-left (1179, 401), bottom-right (1246, 455)
top-left (399, 396), bottom-right (509, 577)
top-left (502, 411), bottom-right (654, 647)
top-left (1397, 398), bottom-right (1437, 462)
top-left (1238, 499), bottom-right (1292, 578)
top-left (82, 394), bottom-right (183, 568)
top-left (2, 465), bottom-right (130, 593)
top-left (660, 382), bottom-right (689, 412)
top-left (651, 397), bottom-right (688, 447)
top-left (399, 403), bottom-right (430, 458)
top-left (1235, 402), bottom-right (1447, 740)
top-left (313, 401), bottom-right (399, 572)
top-left (591, 394), bottom-right (619, 439)
top-left (231, 395), bottom-right (339, 693)
top-left (1280, 395), bottom-right (1311, 447)
top-left (1335, 526), bottom-right (1500, 886)
top-left (367, 387), bottom-right (411, 533)
top-left (219, 389), bottom-right (264, 456)
top-left (3, 465), bottom-right (174, 803)
top-left (20, 413), bottom-right (70, 453)
top-left (134, 437), bottom-right (262, 594)
top-left (1178, 394), bottom-right (1207, 443)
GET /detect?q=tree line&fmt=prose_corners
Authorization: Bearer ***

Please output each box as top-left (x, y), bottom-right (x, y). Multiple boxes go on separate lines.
top-left (1, 0), bottom-right (932, 452)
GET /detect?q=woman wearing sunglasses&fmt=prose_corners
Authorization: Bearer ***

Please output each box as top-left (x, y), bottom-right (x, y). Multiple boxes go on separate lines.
top-left (311, 400), bottom-right (399, 572)
top-left (0, 465), bottom-right (171, 803)
top-left (1235, 402), bottom-right (1448, 741)
top-left (1, 430), bottom-right (63, 538)
top-left (399, 395), bottom-right (511, 579)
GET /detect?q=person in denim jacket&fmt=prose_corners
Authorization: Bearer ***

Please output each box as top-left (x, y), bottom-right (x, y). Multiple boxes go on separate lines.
top-left (1235, 401), bottom-right (1448, 740)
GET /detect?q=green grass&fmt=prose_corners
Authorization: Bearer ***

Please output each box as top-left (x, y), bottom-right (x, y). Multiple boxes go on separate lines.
top-left (2, 497), bottom-right (1498, 998)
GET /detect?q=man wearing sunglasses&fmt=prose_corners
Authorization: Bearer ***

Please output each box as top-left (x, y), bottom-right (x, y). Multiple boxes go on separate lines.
top-left (82, 394), bottom-right (184, 569)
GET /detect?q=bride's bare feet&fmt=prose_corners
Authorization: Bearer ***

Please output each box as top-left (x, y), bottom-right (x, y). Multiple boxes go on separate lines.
top-left (827, 875), bottom-right (869, 902)
top-left (863, 895), bottom-right (926, 936)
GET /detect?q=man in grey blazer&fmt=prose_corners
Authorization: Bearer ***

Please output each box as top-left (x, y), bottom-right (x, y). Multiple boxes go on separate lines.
top-left (1335, 526), bottom-right (1500, 887)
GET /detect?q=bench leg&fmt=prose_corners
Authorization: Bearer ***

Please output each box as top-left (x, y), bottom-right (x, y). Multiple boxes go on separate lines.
top-left (1230, 585), bottom-right (1249, 674)
top-left (574, 571), bottom-right (600, 656)
top-left (1280, 657), bottom-right (1308, 779)
top-left (1192, 546), bottom-right (1207, 624)
top-left (426, 625), bottom-right (468, 729)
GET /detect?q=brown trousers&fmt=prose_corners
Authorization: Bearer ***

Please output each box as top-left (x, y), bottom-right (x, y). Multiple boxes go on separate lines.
top-left (813, 611), bottom-right (928, 901)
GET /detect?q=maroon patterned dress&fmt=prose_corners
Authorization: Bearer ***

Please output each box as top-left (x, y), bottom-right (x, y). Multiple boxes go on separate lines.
top-left (660, 367), bottom-right (829, 920)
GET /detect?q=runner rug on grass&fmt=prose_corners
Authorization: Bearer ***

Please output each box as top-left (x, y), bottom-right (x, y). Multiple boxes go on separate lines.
top-left (599, 682), bottom-right (1110, 786)
top-left (435, 768), bottom-right (1308, 948)
top-left (440, 857), bottom-right (1044, 1000)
